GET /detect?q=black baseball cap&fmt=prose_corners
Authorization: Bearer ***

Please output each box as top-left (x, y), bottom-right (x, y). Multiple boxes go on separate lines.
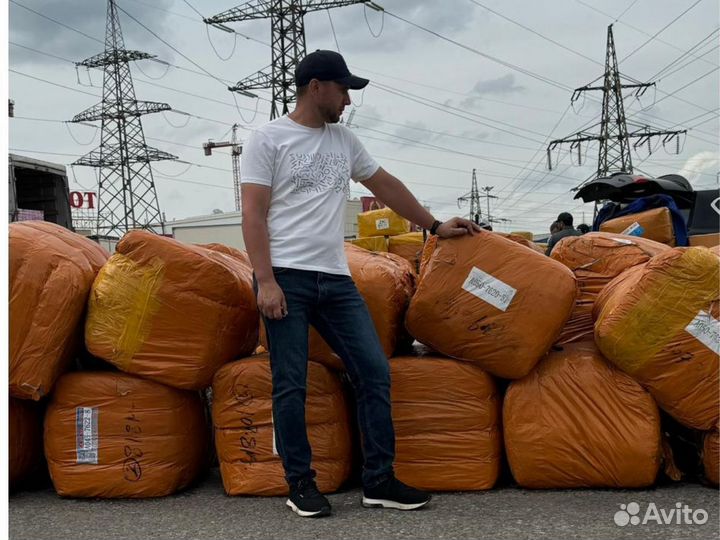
top-left (295, 50), bottom-right (369, 90)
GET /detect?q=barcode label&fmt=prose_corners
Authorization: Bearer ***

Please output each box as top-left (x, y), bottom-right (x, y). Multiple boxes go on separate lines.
top-left (75, 407), bottom-right (99, 464)
top-left (685, 310), bottom-right (720, 355)
top-left (621, 221), bottom-right (645, 237)
top-left (462, 266), bottom-right (517, 312)
top-left (375, 218), bottom-right (390, 230)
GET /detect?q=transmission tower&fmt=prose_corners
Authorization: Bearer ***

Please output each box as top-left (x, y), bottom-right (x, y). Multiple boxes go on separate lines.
top-left (203, 124), bottom-right (243, 211)
top-left (480, 186), bottom-right (498, 223)
top-left (204, 0), bottom-right (377, 119)
top-left (457, 169), bottom-right (482, 224)
top-left (547, 25), bottom-right (687, 188)
top-left (70, 0), bottom-right (176, 237)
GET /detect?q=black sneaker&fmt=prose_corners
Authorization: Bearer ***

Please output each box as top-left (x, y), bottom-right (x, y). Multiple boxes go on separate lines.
top-left (362, 475), bottom-right (431, 510)
top-left (286, 478), bottom-right (331, 518)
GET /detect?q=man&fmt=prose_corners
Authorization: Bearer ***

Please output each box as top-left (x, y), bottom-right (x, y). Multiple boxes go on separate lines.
top-left (545, 212), bottom-right (582, 255)
top-left (241, 50), bottom-right (480, 518)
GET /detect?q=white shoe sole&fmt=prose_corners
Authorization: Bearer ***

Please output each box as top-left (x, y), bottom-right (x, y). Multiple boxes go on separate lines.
top-left (286, 499), bottom-right (331, 517)
top-left (361, 496), bottom-right (431, 510)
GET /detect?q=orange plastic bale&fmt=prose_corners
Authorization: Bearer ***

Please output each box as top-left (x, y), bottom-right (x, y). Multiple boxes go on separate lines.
top-left (44, 372), bottom-right (207, 498)
top-left (10, 221), bottom-right (109, 400)
top-left (199, 243), bottom-right (252, 269)
top-left (406, 232), bottom-right (577, 379)
top-left (599, 207), bottom-right (675, 245)
top-left (9, 398), bottom-right (45, 489)
top-left (495, 232), bottom-right (545, 254)
top-left (594, 248), bottom-right (720, 430)
top-left (504, 342), bottom-right (661, 488)
top-left (85, 230), bottom-right (258, 390)
top-left (551, 233), bottom-right (670, 344)
top-left (212, 355), bottom-right (352, 496)
top-left (390, 356), bottom-right (501, 491)
top-left (704, 429), bottom-right (719, 486)
top-left (259, 244), bottom-right (416, 371)
top-left (388, 232), bottom-right (424, 270)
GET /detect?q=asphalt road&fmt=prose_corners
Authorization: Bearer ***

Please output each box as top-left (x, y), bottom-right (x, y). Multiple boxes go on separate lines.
top-left (9, 469), bottom-right (719, 540)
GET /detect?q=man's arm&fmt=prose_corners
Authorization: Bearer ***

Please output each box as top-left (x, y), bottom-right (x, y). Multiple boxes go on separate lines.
top-left (361, 167), bottom-right (481, 237)
top-left (241, 183), bottom-right (287, 320)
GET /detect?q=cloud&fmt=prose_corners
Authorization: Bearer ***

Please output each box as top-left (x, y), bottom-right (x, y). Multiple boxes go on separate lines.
top-left (471, 73), bottom-right (525, 95)
top-left (678, 151), bottom-right (719, 186)
top-left (10, 0), bottom-right (175, 66)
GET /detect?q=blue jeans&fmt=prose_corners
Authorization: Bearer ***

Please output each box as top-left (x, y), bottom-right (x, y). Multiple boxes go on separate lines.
top-left (257, 267), bottom-right (395, 489)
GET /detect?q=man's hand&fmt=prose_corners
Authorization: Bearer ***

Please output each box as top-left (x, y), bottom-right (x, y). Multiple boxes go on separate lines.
top-left (257, 280), bottom-right (288, 320)
top-left (436, 217), bottom-right (482, 238)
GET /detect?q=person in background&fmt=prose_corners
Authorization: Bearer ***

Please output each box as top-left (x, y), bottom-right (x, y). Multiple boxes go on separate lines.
top-left (545, 212), bottom-right (582, 255)
top-left (577, 223), bottom-right (590, 234)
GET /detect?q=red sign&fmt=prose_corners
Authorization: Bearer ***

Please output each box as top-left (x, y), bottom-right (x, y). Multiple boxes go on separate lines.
top-left (70, 191), bottom-right (97, 209)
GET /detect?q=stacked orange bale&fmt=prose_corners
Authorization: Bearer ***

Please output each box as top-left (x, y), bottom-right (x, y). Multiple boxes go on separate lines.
top-left (212, 355), bottom-right (352, 495)
top-left (9, 398), bottom-right (46, 490)
top-left (407, 232), bottom-right (577, 379)
top-left (349, 237), bottom-right (388, 252)
top-left (390, 355), bottom-right (501, 491)
top-left (10, 221), bottom-right (109, 400)
top-left (495, 232), bottom-right (545, 254)
top-left (260, 244), bottom-right (416, 371)
top-left (703, 429), bottom-right (719, 486)
top-left (599, 207), bottom-right (675, 245)
top-left (504, 342), bottom-right (662, 488)
top-left (550, 233), bottom-right (670, 343)
top-left (44, 372), bottom-right (207, 497)
top-left (85, 231), bottom-right (258, 390)
top-left (594, 247), bottom-right (720, 430)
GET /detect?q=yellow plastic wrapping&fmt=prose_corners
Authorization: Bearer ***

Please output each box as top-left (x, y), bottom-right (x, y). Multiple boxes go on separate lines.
top-left (213, 355), bottom-right (352, 495)
top-left (349, 236), bottom-right (388, 252)
top-left (44, 372), bottom-right (207, 498)
top-left (551, 233), bottom-right (670, 344)
top-left (504, 342), bottom-right (661, 488)
top-left (10, 221), bottom-right (109, 400)
top-left (388, 232), bottom-right (424, 269)
top-left (391, 355), bottom-right (501, 491)
top-left (85, 230), bottom-right (258, 390)
top-left (594, 247), bottom-right (720, 430)
top-left (357, 207), bottom-right (410, 238)
top-left (406, 231), bottom-right (577, 379)
top-left (599, 207), bottom-right (675, 245)
top-left (510, 231), bottom-right (534, 241)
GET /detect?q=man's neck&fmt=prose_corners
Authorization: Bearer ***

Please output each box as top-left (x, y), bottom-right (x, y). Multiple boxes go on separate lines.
top-left (287, 105), bottom-right (325, 128)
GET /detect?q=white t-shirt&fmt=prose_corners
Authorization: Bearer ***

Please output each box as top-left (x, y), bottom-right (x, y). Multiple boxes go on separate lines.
top-left (241, 115), bottom-right (380, 275)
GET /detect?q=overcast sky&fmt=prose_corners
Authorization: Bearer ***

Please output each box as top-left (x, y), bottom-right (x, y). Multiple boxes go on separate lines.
top-left (8, 0), bottom-right (720, 233)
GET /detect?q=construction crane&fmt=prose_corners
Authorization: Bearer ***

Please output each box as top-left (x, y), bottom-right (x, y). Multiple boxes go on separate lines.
top-left (203, 124), bottom-right (243, 212)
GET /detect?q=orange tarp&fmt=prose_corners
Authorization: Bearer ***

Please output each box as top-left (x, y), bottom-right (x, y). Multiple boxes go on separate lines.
top-left (594, 247), bottom-right (720, 430)
top-left (599, 207), bottom-right (675, 245)
top-left (44, 372), bottom-right (207, 498)
top-left (10, 398), bottom-right (45, 489)
top-left (551, 233), bottom-right (670, 344)
top-left (390, 355), bottom-right (501, 491)
top-left (10, 221), bottom-right (109, 400)
top-left (406, 231), bottom-right (577, 379)
top-left (213, 355), bottom-right (352, 495)
top-left (85, 231), bottom-right (258, 390)
top-left (504, 341), bottom-right (661, 488)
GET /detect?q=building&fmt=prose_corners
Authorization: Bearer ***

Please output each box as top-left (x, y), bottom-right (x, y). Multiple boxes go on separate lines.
top-left (168, 198), bottom-right (364, 249)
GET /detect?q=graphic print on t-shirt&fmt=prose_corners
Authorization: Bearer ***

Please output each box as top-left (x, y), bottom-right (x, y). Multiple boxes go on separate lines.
top-left (289, 152), bottom-right (350, 196)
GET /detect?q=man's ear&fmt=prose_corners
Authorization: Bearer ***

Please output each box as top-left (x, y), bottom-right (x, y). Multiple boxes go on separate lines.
top-left (308, 79), bottom-right (320, 96)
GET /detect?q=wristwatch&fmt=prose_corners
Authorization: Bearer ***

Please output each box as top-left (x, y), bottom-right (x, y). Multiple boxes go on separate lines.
top-left (429, 220), bottom-right (443, 235)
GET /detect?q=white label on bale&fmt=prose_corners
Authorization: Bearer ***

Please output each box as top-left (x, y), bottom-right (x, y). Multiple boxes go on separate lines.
top-left (462, 266), bottom-right (517, 312)
top-left (75, 407), bottom-right (99, 464)
top-left (611, 237), bottom-right (635, 245)
top-left (375, 218), bottom-right (390, 230)
top-left (685, 310), bottom-right (720, 355)
top-left (621, 221), bottom-right (645, 237)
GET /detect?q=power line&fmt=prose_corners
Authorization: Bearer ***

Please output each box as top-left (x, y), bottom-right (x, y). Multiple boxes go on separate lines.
top-left (9, 0), bottom-right (104, 44)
